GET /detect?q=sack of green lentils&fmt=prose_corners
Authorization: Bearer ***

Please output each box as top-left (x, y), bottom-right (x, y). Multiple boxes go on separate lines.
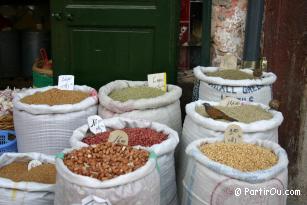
top-left (193, 66), bottom-right (277, 105)
top-left (0, 152), bottom-right (55, 205)
top-left (181, 138), bottom-right (288, 205)
top-left (98, 80), bottom-right (182, 134)
top-left (70, 117), bottom-right (179, 205)
top-left (55, 143), bottom-right (160, 205)
top-left (177, 100), bottom-right (283, 198)
top-left (13, 86), bottom-right (98, 155)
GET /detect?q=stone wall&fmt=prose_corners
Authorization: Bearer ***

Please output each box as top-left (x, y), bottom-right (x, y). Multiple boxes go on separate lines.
top-left (211, 0), bottom-right (247, 66)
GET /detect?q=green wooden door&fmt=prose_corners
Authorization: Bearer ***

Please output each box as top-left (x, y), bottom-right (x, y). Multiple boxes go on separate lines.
top-left (50, 0), bottom-right (179, 88)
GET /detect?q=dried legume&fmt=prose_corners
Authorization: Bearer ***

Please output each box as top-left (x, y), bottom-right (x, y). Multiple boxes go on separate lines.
top-left (200, 142), bottom-right (278, 172)
top-left (64, 142), bottom-right (149, 181)
top-left (206, 70), bottom-right (254, 80)
top-left (20, 88), bottom-right (89, 105)
top-left (196, 104), bottom-right (273, 123)
top-left (82, 128), bottom-right (168, 147)
top-left (0, 161), bottom-right (56, 184)
top-left (109, 86), bottom-right (166, 102)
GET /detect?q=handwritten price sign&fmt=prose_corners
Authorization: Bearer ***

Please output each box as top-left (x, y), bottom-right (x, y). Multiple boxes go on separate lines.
top-left (220, 97), bottom-right (241, 107)
top-left (147, 72), bottom-right (167, 91)
top-left (58, 75), bottom-right (74, 90)
top-left (224, 124), bottom-right (243, 143)
top-left (108, 130), bottom-right (128, 145)
top-left (87, 115), bottom-right (106, 134)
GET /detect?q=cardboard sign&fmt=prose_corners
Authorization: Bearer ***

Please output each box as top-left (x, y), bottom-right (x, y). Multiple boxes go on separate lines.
top-left (147, 72), bottom-right (167, 91)
top-left (28, 160), bottom-right (42, 171)
top-left (224, 124), bottom-right (243, 143)
top-left (108, 130), bottom-right (128, 145)
top-left (220, 53), bottom-right (238, 70)
top-left (58, 75), bottom-right (74, 90)
top-left (82, 195), bottom-right (112, 205)
top-left (220, 97), bottom-right (241, 107)
top-left (88, 115), bottom-right (106, 134)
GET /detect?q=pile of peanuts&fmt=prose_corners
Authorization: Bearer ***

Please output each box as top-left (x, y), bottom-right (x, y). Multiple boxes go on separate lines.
top-left (82, 128), bottom-right (168, 147)
top-left (200, 142), bottom-right (278, 172)
top-left (64, 142), bottom-right (149, 180)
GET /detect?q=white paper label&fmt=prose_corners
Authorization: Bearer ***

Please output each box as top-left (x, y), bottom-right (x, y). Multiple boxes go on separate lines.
top-left (147, 72), bottom-right (167, 91)
top-left (88, 115), bottom-right (106, 134)
top-left (220, 53), bottom-right (238, 70)
top-left (224, 124), bottom-right (243, 143)
top-left (58, 75), bottom-right (75, 90)
top-left (28, 160), bottom-right (42, 171)
top-left (108, 130), bottom-right (129, 145)
top-left (82, 195), bottom-right (112, 205)
top-left (219, 97), bottom-right (242, 107)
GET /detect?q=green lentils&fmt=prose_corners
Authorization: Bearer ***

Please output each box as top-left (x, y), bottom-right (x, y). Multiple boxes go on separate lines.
top-left (109, 86), bottom-right (166, 102)
top-left (206, 69), bottom-right (254, 80)
top-left (196, 104), bottom-right (273, 123)
top-left (200, 142), bottom-right (278, 172)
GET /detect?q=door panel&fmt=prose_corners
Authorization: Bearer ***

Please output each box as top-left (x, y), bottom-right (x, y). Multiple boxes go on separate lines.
top-left (70, 28), bottom-right (154, 86)
top-left (51, 0), bottom-right (179, 88)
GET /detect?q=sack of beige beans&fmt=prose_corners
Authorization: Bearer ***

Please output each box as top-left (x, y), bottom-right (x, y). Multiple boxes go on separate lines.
top-left (193, 66), bottom-right (277, 105)
top-left (0, 152), bottom-right (56, 205)
top-left (13, 86), bottom-right (98, 155)
top-left (181, 138), bottom-right (288, 205)
top-left (177, 100), bottom-right (283, 197)
top-left (55, 143), bottom-right (160, 205)
top-left (98, 80), bottom-right (182, 134)
top-left (70, 117), bottom-right (179, 205)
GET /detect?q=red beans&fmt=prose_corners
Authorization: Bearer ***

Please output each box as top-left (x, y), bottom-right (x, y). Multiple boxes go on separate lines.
top-left (82, 128), bottom-right (168, 147)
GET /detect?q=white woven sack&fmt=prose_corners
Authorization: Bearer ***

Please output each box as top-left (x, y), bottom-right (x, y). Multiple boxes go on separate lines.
top-left (13, 86), bottom-right (98, 155)
top-left (55, 147), bottom-right (160, 205)
top-left (193, 66), bottom-right (277, 105)
top-left (177, 100), bottom-right (283, 198)
top-left (181, 138), bottom-right (288, 205)
top-left (0, 152), bottom-right (55, 205)
top-left (98, 80), bottom-right (182, 134)
top-left (70, 117), bottom-right (179, 205)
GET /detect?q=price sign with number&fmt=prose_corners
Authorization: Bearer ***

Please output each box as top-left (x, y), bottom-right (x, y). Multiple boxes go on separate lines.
top-left (147, 72), bottom-right (167, 91)
top-left (88, 115), bottom-right (106, 134)
top-left (108, 130), bottom-right (128, 145)
top-left (224, 124), bottom-right (243, 143)
top-left (219, 97), bottom-right (241, 107)
top-left (58, 75), bottom-right (75, 90)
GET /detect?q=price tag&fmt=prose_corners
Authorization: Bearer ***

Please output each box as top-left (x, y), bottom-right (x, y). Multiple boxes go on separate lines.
top-left (220, 53), bottom-right (238, 70)
top-left (108, 130), bottom-right (128, 145)
top-left (28, 160), bottom-right (42, 171)
top-left (88, 115), bottom-right (106, 134)
top-left (82, 195), bottom-right (112, 205)
top-left (147, 72), bottom-right (167, 91)
top-left (224, 124), bottom-right (243, 143)
top-left (219, 97), bottom-right (241, 107)
top-left (58, 75), bottom-right (75, 90)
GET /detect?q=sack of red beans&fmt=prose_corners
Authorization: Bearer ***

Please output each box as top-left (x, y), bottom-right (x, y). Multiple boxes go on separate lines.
top-left (70, 117), bottom-right (180, 205)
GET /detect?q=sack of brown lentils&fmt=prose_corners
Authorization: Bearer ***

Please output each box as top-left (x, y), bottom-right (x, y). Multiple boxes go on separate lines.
top-left (70, 117), bottom-right (179, 205)
top-left (193, 66), bottom-right (277, 105)
top-left (181, 138), bottom-right (288, 205)
top-left (55, 143), bottom-right (160, 205)
top-left (13, 86), bottom-right (98, 155)
top-left (0, 152), bottom-right (55, 205)
top-left (98, 80), bottom-right (182, 134)
top-left (177, 100), bottom-right (283, 199)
